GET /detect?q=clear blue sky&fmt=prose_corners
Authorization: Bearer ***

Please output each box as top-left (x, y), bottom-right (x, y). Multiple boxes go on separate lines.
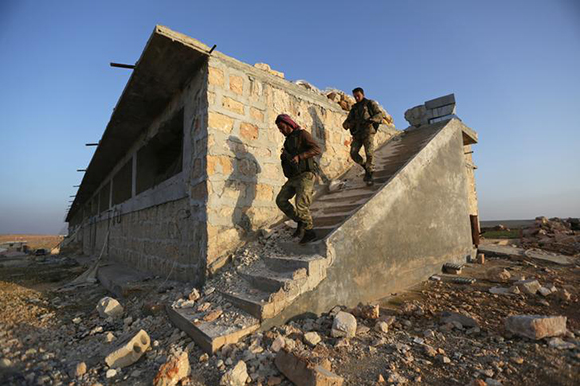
top-left (1, 0), bottom-right (579, 234)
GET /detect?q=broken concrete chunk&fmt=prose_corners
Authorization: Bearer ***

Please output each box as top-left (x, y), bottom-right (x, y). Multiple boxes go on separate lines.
top-left (254, 63), bottom-right (284, 79)
top-left (105, 329), bottom-right (150, 368)
top-left (515, 280), bottom-right (541, 295)
top-left (153, 351), bottom-right (190, 386)
top-left (505, 315), bottom-right (567, 340)
top-left (96, 297), bottom-right (124, 319)
top-left (275, 350), bottom-right (344, 386)
top-left (203, 309), bottom-right (223, 322)
top-left (489, 286), bottom-right (511, 295)
top-left (331, 312), bottom-right (357, 338)
top-left (220, 360), bottom-right (249, 386)
top-left (304, 332), bottom-right (322, 347)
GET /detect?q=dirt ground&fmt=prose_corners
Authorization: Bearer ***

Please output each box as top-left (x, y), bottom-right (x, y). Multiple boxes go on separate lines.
top-left (0, 240), bottom-right (578, 385)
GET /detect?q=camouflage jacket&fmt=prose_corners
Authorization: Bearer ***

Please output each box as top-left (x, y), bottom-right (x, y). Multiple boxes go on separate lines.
top-left (342, 98), bottom-right (383, 136)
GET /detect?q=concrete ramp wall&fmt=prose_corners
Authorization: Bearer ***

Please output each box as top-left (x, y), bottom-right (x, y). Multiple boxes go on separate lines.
top-left (265, 119), bottom-right (475, 325)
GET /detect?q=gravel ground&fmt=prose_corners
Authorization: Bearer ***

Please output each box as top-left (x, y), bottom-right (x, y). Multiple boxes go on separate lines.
top-left (0, 238), bottom-right (579, 385)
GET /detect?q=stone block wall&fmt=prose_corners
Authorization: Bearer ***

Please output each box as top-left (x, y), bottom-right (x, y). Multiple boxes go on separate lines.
top-left (73, 67), bottom-right (210, 285)
top-left (204, 54), bottom-right (397, 264)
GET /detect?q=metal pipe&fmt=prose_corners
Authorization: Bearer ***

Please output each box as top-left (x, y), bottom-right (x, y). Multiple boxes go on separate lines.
top-left (110, 62), bottom-right (135, 69)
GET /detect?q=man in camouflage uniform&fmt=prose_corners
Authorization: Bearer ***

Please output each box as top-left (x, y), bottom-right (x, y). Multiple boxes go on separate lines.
top-left (275, 114), bottom-right (322, 244)
top-left (343, 87), bottom-right (384, 185)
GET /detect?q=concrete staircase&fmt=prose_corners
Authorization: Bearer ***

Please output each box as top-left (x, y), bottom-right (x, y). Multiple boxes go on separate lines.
top-left (168, 118), bottom-right (477, 353)
top-left (310, 124), bottom-right (441, 241)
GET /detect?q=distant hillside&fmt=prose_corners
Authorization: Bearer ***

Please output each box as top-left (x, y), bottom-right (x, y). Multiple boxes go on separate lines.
top-left (0, 235), bottom-right (63, 250)
top-left (480, 219), bottom-right (534, 229)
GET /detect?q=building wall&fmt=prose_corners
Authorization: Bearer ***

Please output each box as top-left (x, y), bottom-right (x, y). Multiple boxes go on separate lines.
top-left (204, 54), bottom-right (398, 264)
top-left (71, 66), bottom-right (209, 284)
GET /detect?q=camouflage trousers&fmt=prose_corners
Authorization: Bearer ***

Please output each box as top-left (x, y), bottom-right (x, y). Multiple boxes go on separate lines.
top-left (276, 171), bottom-right (315, 230)
top-left (350, 131), bottom-right (375, 172)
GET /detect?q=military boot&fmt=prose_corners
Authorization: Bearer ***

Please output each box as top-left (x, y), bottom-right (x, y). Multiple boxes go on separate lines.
top-left (299, 229), bottom-right (317, 244)
top-left (293, 222), bottom-right (306, 239)
top-left (363, 168), bottom-right (374, 186)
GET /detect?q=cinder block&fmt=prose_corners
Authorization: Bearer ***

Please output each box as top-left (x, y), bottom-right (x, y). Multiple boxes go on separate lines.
top-left (425, 94), bottom-right (456, 110)
top-left (105, 329), bottom-right (151, 368)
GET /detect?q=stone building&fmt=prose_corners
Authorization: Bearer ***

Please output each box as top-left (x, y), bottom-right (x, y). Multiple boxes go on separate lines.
top-left (66, 26), bottom-right (398, 284)
top-left (67, 26), bottom-right (480, 349)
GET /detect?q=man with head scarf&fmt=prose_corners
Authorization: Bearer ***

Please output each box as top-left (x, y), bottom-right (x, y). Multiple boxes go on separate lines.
top-left (275, 114), bottom-right (322, 243)
top-left (342, 87), bottom-right (385, 186)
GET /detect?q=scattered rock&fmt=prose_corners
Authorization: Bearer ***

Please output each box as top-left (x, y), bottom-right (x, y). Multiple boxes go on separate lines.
top-left (188, 288), bottom-right (201, 301)
top-left (106, 369), bottom-right (117, 378)
top-left (353, 304), bottom-right (380, 320)
top-left (220, 360), bottom-right (249, 386)
top-left (270, 336), bottom-right (285, 353)
top-left (105, 332), bottom-right (116, 343)
top-left (0, 358), bottom-right (12, 368)
top-left (374, 321), bottom-right (389, 334)
top-left (538, 287), bottom-right (552, 296)
top-left (487, 267), bottom-right (511, 282)
top-left (547, 337), bottom-right (576, 350)
top-left (69, 361), bottom-right (86, 378)
top-left (440, 311), bottom-right (479, 328)
top-left (515, 280), bottom-right (541, 295)
top-left (422, 344), bottom-right (437, 357)
top-left (153, 351), bottom-right (191, 386)
top-left (331, 312), bottom-right (357, 338)
top-left (105, 329), bottom-right (151, 368)
top-left (504, 315), bottom-right (567, 339)
top-left (96, 297), bottom-right (124, 319)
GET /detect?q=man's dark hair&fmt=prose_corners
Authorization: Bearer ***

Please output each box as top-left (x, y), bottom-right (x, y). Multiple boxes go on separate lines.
top-left (352, 87), bottom-right (364, 95)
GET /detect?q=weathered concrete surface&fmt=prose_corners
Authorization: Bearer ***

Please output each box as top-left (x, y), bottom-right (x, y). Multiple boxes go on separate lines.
top-left (275, 350), bottom-right (344, 386)
top-left (478, 244), bottom-right (575, 265)
top-left (263, 119), bottom-right (476, 326)
top-left (97, 262), bottom-right (155, 298)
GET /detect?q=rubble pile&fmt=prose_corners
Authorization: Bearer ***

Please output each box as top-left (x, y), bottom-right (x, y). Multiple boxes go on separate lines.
top-left (289, 77), bottom-right (395, 125)
top-left (521, 216), bottom-right (580, 256)
top-left (1, 222), bottom-right (579, 385)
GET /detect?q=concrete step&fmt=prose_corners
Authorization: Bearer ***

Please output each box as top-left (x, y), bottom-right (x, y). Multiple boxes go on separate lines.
top-left (166, 305), bottom-right (259, 354)
top-left (220, 286), bottom-right (280, 320)
top-left (263, 254), bottom-right (327, 276)
top-left (240, 263), bottom-right (308, 292)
